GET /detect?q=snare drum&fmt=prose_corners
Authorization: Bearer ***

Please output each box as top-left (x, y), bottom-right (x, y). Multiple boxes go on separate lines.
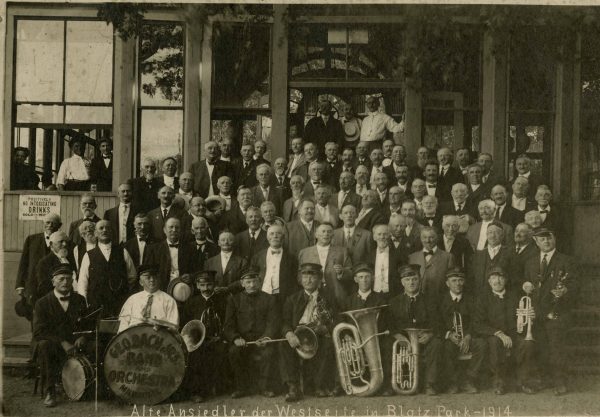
top-left (62, 355), bottom-right (96, 401)
top-left (103, 324), bottom-right (187, 405)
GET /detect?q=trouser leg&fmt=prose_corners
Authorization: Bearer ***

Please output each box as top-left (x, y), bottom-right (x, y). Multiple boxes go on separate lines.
top-left (422, 337), bottom-right (441, 387)
top-left (228, 345), bottom-right (248, 392)
top-left (487, 336), bottom-right (508, 387)
top-left (514, 337), bottom-right (536, 386)
top-left (465, 337), bottom-right (486, 383)
top-left (36, 340), bottom-right (65, 393)
top-left (280, 343), bottom-right (301, 387)
top-left (441, 339), bottom-right (459, 387)
top-left (255, 344), bottom-right (276, 392)
top-left (313, 336), bottom-right (335, 391)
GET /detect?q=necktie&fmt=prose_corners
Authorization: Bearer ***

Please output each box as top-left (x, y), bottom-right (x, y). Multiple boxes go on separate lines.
top-left (103, 155), bottom-right (111, 160)
top-left (457, 204), bottom-right (463, 212)
top-left (346, 229), bottom-right (352, 242)
top-left (278, 177), bottom-right (283, 186)
top-left (314, 181), bottom-right (321, 185)
top-left (163, 209), bottom-right (168, 219)
top-left (428, 183), bottom-right (436, 188)
top-left (271, 249), bottom-right (281, 255)
top-left (454, 297), bottom-right (460, 304)
top-left (541, 254), bottom-right (548, 277)
top-left (515, 245), bottom-right (521, 254)
top-left (495, 208), bottom-right (501, 219)
top-left (142, 294), bottom-right (153, 318)
top-left (138, 237), bottom-right (147, 242)
top-left (409, 296), bottom-right (416, 323)
top-left (440, 167), bottom-right (445, 177)
top-left (244, 162), bottom-right (248, 169)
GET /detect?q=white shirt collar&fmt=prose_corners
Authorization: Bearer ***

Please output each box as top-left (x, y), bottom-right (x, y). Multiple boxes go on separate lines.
top-left (492, 289), bottom-right (506, 298)
top-left (358, 289), bottom-right (372, 300)
top-left (98, 242), bottom-right (112, 250)
top-left (450, 292), bottom-right (462, 302)
top-left (54, 290), bottom-right (70, 300)
top-left (541, 249), bottom-right (556, 261)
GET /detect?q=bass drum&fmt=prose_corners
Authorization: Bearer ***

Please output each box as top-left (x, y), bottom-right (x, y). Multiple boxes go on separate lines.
top-left (103, 324), bottom-right (187, 405)
top-left (62, 354), bottom-right (95, 401)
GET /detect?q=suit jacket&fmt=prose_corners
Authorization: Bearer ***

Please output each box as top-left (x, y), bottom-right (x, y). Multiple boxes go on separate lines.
top-left (282, 197), bottom-right (301, 223)
top-left (282, 288), bottom-right (339, 335)
top-left (297, 245), bottom-right (353, 303)
top-left (385, 292), bottom-right (437, 334)
top-left (382, 205), bottom-right (402, 223)
top-left (124, 236), bottom-right (155, 268)
top-left (103, 203), bottom-right (137, 244)
top-left (130, 176), bottom-right (162, 214)
top-left (512, 242), bottom-right (538, 285)
top-left (513, 172), bottom-right (544, 200)
top-left (189, 159), bottom-right (233, 198)
top-left (250, 185), bottom-right (283, 215)
top-left (341, 291), bottom-right (387, 314)
top-left (145, 240), bottom-right (197, 290)
top-left (304, 116), bottom-right (344, 152)
top-left (439, 235), bottom-right (473, 272)
top-left (466, 184), bottom-right (490, 212)
top-left (182, 291), bottom-right (228, 330)
top-left (539, 205), bottom-right (560, 233)
top-left (355, 157), bottom-right (372, 172)
top-left (400, 222), bottom-right (424, 254)
top-left (33, 291), bottom-right (88, 345)
top-left (147, 205), bottom-right (187, 241)
top-left (439, 199), bottom-right (477, 219)
top-left (356, 208), bottom-right (386, 232)
top-left (287, 154), bottom-right (306, 178)
top-left (224, 291), bottom-right (278, 342)
top-left (271, 174), bottom-right (292, 202)
top-left (232, 158), bottom-right (258, 188)
top-left (68, 215), bottom-right (101, 246)
top-left (303, 180), bottom-right (334, 198)
top-left (220, 204), bottom-right (249, 235)
top-left (205, 252), bottom-right (248, 294)
top-left (408, 249), bottom-right (456, 300)
top-left (466, 221), bottom-right (514, 250)
top-left (329, 190), bottom-right (362, 211)
top-left (469, 246), bottom-right (515, 295)
top-left (314, 204), bottom-right (340, 228)
top-left (474, 289), bottom-right (519, 337)
top-left (234, 228), bottom-right (269, 262)
top-left (435, 291), bottom-right (477, 338)
top-left (89, 155), bottom-right (113, 191)
top-left (16, 233), bottom-right (51, 301)
top-left (417, 212), bottom-right (443, 235)
top-left (495, 204), bottom-right (524, 229)
top-left (323, 159), bottom-right (343, 191)
top-left (437, 166), bottom-right (463, 201)
top-left (365, 247), bottom-right (404, 298)
top-left (375, 189), bottom-right (390, 208)
top-left (332, 227), bottom-right (372, 264)
top-left (251, 248), bottom-right (300, 299)
top-left (284, 220), bottom-right (319, 256)
top-left (36, 252), bottom-right (77, 302)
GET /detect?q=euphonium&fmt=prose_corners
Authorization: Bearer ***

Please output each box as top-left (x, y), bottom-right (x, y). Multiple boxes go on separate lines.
top-left (333, 306), bottom-right (389, 396)
top-left (391, 329), bottom-right (421, 394)
top-left (453, 312), bottom-right (473, 360)
top-left (517, 282), bottom-right (535, 341)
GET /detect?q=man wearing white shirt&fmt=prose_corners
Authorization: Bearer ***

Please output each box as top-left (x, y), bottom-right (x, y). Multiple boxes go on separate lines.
top-left (56, 137), bottom-right (90, 191)
top-left (162, 157), bottom-right (179, 191)
top-left (77, 220), bottom-right (136, 317)
top-left (354, 165), bottom-right (370, 197)
top-left (371, 224), bottom-right (392, 294)
top-left (369, 148), bottom-right (385, 187)
top-left (118, 264), bottom-right (179, 333)
top-left (511, 177), bottom-right (530, 212)
top-left (217, 176), bottom-right (233, 211)
top-left (124, 213), bottom-right (153, 268)
top-left (360, 96), bottom-right (404, 151)
top-left (374, 172), bottom-right (389, 206)
top-left (466, 199), bottom-right (513, 251)
top-left (424, 162), bottom-right (440, 198)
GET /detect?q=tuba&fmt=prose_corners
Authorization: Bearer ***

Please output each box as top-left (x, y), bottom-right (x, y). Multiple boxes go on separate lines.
top-left (453, 312), bottom-right (473, 360)
top-left (391, 329), bottom-right (421, 395)
top-left (333, 306), bottom-right (389, 396)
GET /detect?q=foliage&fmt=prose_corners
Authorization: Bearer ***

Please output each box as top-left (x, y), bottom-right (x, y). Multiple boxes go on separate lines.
top-left (97, 3), bottom-right (147, 41)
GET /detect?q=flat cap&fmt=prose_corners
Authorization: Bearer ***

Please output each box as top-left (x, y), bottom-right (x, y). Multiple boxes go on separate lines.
top-left (446, 269), bottom-right (465, 279)
top-left (487, 266), bottom-right (506, 278)
top-left (398, 264), bottom-right (420, 279)
top-left (299, 263), bottom-right (322, 274)
top-left (533, 227), bottom-right (554, 237)
top-left (353, 263), bottom-right (374, 276)
top-left (194, 270), bottom-right (216, 282)
top-left (52, 263), bottom-right (74, 277)
top-left (240, 266), bottom-right (260, 280)
top-left (138, 264), bottom-right (158, 277)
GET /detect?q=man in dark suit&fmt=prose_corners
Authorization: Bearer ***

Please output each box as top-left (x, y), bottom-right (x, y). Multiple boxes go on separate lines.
top-left (89, 138), bottom-right (113, 191)
top-left (491, 184), bottom-right (524, 229)
top-left (251, 224), bottom-right (299, 301)
top-left (131, 157), bottom-right (163, 213)
top-left (332, 204), bottom-right (372, 264)
top-left (382, 145), bottom-right (408, 183)
top-left (465, 164), bottom-right (490, 211)
top-left (338, 147), bottom-right (356, 177)
top-left (284, 198), bottom-right (319, 256)
top-left (408, 227), bottom-right (456, 301)
top-left (423, 161), bottom-right (448, 202)
top-left (373, 171), bottom-right (390, 208)
top-left (330, 171), bottom-right (361, 212)
top-left (144, 218), bottom-right (196, 291)
top-left (124, 213), bottom-right (154, 269)
top-left (409, 146), bottom-right (429, 180)
top-left (103, 182), bottom-right (136, 244)
top-left (382, 186), bottom-right (404, 222)
top-left (512, 223), bottom-right (538, 284)
top-left (514, 155), bottom-right (544, 200)
top-left (304, 98), bottom-right (344, 154)
top-left (234, 207), bottom-right (269, 262)
top-left (356, 190), bottom-right (386, 232)
top-left (387, 213), bottom-right (411, 260)
top-left (224, 267), bottom-right (279, 398)
top-left (439, 215), bottom-right (473, 272)
top-left (340, 263), bottom-right (388, 312)
top-left (36, 232), bottom-right (77, 303)
top-left (437, 270), bottom-right (485, 394)
top-left (417, 195), bottom-right (443, 235)
top-left (469, 222), bottom-right (514, 295)
top-left (510, 176), bottom-right (533, 213)
top-left (436, 147), bottom-right (464, 202)
top-left (281, 263), bottom-right (339, 401)
top-left (251, 164), bottom-right (283, 215)
top-left (148, 186), bottom-right (187, 241)
top-left (522, 228), bottom-right (577, 395)
top-left (323, 142), bottom-right (342, 191)
top-left (233, 143), bottom-right (258, 188)
top-left (365, 224), bottom-right (404, 298)
top-left (295, 143), bottom-right (319, 182)
top-left (16, 213), bottom-right (61, 307)
top-left (399, 200), bottom-right (424, 254)
top-left (189, 216), bottom-right (220, 272)
top-left (477, 153), bottom-right (505, 189)
top-left (221, 187), bottom-right (253, 235)
top-left (272, 157), bottom-right (291, 202)
top-left (33, 264), bottom-right (89, 407)
top-left (282, 175), bottom-right (306, 222)
top-left (205, 231), bottom-right (248, 294)
top-left (474, 267), bottom-right (536, 395)
top-left (303, 161), bottom-right (331, 198)
top-left (354, 141), bottom-right (373, 172)
top-left (67, 194), bottom-right (101, 246)
top-left (440, 183), bottom-right (477, 220)
top-left (287, 137), bottom-right (306, 180)
top-left (534, 185), bottom-right (561, 236)
top-left (189, 141), bottom-right (233, 198)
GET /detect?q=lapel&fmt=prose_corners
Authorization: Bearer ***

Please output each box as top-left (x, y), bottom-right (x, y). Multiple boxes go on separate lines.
top-left (224, 255), bottom-right (235, 275)
top-left (352, 228), bottom-right (362, 246)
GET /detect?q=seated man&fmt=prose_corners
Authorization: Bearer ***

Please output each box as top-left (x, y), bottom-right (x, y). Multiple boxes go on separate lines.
top-left (281, 263), bottom-right (338, 401)
top-left (437, 270), bottom-right (485, 394)
top-left (33, 264), bottom-right (89, 407)
top-left (382, 264), bottom-right (442, 395)
top-left (183, 270), bottom-right (228, 402)
top-left (224, 267), bottom-right (279, 398)
top-left (118, 264), bottom-right (179, 333)
top-left (474, 267), bottom-right (536, 395)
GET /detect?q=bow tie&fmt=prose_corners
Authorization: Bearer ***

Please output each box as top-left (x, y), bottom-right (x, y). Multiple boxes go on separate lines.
top-left (539, 210), bottom-right (548, 214)
top-left (494, 293), bottom-right (504, 299)
top-left (426, 216), bottom-right (435, 220)
top-left (424, 250), bottom-right (434, 257)
top-left (427, 184), bottom-right (436, 188)
top-left (169, 244), bottom-right (179, 248)
top-left (138, 238), bottom-right (147, 242)
top-left (59, 295), bottom-right (70, 301)
top-left (270, 249), bottom-right (282, 255)
top-left (102, 155), bottom-right (111, 160)
top-left (313, 181), bottom-right (321, 185)
top-left (207, 161), bottom-right (215, 166)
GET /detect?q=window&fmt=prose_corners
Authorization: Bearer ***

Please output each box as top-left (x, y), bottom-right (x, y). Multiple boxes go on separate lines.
top-left (137, 22), bottom-right (185, 174)
top-left (12, 19), bottom-right (114, 190)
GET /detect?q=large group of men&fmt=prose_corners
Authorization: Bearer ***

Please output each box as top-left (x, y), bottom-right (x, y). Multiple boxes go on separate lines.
top-left (15, 98), bottom-right (576, 408)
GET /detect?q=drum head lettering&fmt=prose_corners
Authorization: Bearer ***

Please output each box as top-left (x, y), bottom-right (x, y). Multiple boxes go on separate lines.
top-left (103, 324), bottom-right (186, 405)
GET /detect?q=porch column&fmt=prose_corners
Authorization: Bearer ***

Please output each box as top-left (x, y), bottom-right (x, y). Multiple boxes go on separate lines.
top-left (270, 5), bottom-right (290, 160)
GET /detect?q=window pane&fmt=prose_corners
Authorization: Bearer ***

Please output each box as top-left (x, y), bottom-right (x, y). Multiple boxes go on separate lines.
top-left (139, 23), bottom-right (184, 106)
top-left (65, 106), bottom-right (112, 124)
top-left (16, 104), bottom-right (64, 124)
top-left (140, 110), bottom-right (183, 164)
top-left (65, 21), bottom-right (113, 103)
top-left (15, 20), bottom-right (64, 102)
top-left (212, 23), bottom-right (270, 108)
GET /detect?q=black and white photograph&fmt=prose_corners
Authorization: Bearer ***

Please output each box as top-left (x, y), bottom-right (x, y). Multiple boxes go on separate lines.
top-left (1, 2), bottom-right (600, 416)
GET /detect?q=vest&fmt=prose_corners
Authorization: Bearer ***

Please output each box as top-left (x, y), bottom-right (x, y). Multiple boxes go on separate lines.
top-left (76, 241), bottom-right (88, 272)
top-left (87, 245), bottom-right (128, 316)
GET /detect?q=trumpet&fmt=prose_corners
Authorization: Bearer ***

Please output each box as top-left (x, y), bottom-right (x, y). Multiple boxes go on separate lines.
top-left (246, 325), bottom-right (318, 359)
top-left (332, 306), bottom-right (389, 396)
top-left (453, 312), bottom-right (472, 360)
top-left (391, 329), bottom-right (422, 395)
top-left (517, 282), bottom-right (535, 341)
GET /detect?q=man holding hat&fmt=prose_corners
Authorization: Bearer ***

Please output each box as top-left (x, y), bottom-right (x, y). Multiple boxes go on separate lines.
top-left (33, 263), bottom-right (89, 407)
top-left (522, 227), bottom-right (577, 395)
top-left (224, 266), bottom-right (279, 398)
top-left (118, 264), bottom-right (179, 333)
top-left (474, 266), bottom-right (536, 395)
top-left (436, 269), bottom-right (485, 394)
top-left (281, 263), bottom-right (338, 401)
top-left (383, 264), bottom-right (442, 395)
top-left (56, 136), bottom-right (91, 191)
top-left (183, 270), bottom-right (228, 403)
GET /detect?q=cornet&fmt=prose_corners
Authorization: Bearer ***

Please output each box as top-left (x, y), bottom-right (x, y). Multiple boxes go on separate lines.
top-left (453, 312), bottom-right (472, 360)
top-left (517, 282), bottom-right (535, 341)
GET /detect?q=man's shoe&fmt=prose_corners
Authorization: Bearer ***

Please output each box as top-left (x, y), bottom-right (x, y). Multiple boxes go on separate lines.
top-left (191, 394), bottom-right (204, 403)
top-left (315, 388), bottom-right (328, 397)
top-left (262, 391), bottom-right (276, 398)
top-left (231, 390), bottom-right (245, 399)
top-left (554, 385), bottom-right (568, 396)
top-left (462, 382), bottom-right (478, 394)
top-left (521, 385), bottom-right (536, 395)
top-left (285, 386), bottom-right (302, 402)
top-left (425, 385), bottom-right (437, 396)
top-left (494, 386), bottom-right (505, 395)
top-left (380, 388), bottom-right (394, 397)
top-left (329, 386), bottom-right (344, 397)
top-left (446, 384), bottom-right (459, 394)
top-left (43, 392), bottom-right (56, 408)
